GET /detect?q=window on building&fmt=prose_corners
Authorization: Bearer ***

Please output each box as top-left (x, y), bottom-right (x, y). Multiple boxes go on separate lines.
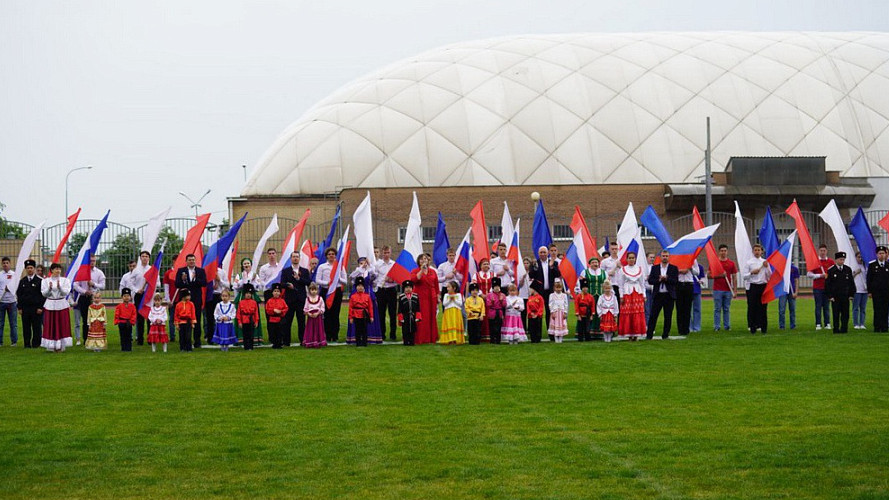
top-left (398, 226), bottom-right (437, 244)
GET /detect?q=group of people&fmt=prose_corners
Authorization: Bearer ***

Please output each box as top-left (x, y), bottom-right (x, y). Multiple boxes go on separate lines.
top-left (2, 236), bottom-right (889, 352)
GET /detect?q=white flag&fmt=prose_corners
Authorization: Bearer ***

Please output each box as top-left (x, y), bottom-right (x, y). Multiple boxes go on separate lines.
top-left (734, 201), bottom-right (753, 290)
top-left (500, 201), bottom-right (515, 252)
top-left (141, 207), bottom-right (171, 254)
top-left (248, 214), bottom-right (279, 280)
top-left (819, 199), bottom-right (860, 275)
top-left (8, 221), bottom-right (46, 295)
top-left (616, 202), bottom-right (638, 262)
top-left (403, 192), bottom-right (423, 258)
top-left (352, 191), bottom-right (376, 267)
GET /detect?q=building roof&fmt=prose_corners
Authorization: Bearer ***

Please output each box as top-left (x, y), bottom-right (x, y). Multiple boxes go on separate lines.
top-left (243, 32), bottom-right (889, 196)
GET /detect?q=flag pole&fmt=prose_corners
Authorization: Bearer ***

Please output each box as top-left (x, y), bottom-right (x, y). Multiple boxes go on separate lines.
top-left (705, 117), bottom-right (713, 226)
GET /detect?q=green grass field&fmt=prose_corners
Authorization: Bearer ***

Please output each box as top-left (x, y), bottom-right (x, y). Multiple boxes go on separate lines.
top-left (1, 298), bottom-right (887, 499)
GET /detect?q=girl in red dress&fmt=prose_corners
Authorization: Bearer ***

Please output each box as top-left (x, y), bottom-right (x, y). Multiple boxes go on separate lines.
top-left (472, 259), bottom-right (493, 342)
top-left (413, 254), bottom-right (439, 344)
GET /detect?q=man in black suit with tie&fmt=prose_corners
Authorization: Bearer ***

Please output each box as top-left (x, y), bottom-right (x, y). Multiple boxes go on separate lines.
top-left (647, 249), bottom-right (679, 340)
top-left (282, 251), bottom-right (312, 345)
top-left (529, 246), bottom-right (561, 338)
top-left (175, 253), bottom-right (208, 348)
top-left (867, 245), bottom-right (889, 332)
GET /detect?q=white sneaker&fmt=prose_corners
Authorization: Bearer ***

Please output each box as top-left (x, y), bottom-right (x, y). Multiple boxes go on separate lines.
top-left (815, 325), bottom-right (822, 330)
top-left (76, 340), bottom-right (82, 345)
top-left (826, 324), bottom-right (832, 329)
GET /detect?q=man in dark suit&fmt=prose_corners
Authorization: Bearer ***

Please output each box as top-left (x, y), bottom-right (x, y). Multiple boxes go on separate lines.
top-left (529, 246), bottom-right (561, 334)
top-left (647, 249), bottom-right (679, 340)
top-left (282, 251), bottom-right (312, 345)
top-left (175, 253), bottom-right (208, 348)
top-left (867, 245), bottom-right (889, 332)
top-left (16, 259), bottom-right (44, 348)
top-left (826, 251), bottom-right (855, 334)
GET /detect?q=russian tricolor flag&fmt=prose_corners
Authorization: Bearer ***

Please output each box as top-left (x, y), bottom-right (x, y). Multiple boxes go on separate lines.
top-left (202, 213), bottom-right (246, 301)
top-left (558, 226), bottom-right (588, 296)
top-left (453, 227), bottom-right (475, 292)
top-left (762, 231), bottom-right (797, 304)
top-left (388, 193), bottom-right (423, 284)
top-left (138, 247), bottom-right (164, 318)
top-left (326, 225), bottom-right (351, 307)
top-left (298, 239), bottom-right (315, 273)
top-left (664, 224), bottom-right (720, 270)
top-left (67, 210), bottom-right (110, 283)
top-left (616, 203), bottom-right (640, 265)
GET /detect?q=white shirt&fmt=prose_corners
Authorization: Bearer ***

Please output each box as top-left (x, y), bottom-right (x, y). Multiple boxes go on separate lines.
top-left (232, 273), bottom-right (259, 292)
top-left (119, 271), bottom-right (137, 295)
top-left (505, 294), bottom-right (524, 316)
top-left (212, 275), bottom-right (230, 295)
top-left (490, 256), bottom-right (514, 287)
top-left (619, 265), bottom-right (646, 297)
top-left (41, 276), bottom-right (72, 310)
top-left (678, 261), bottom-right (696, 283)
top-left (443, 292), bottom-right (464, 311)
top-left (854, 264), bottom-right (868, 294)
top-left (214, 301), bottom-right (237, 323)
top-left (257, 261), bottom-right (282, 291)
top-left (601, 257), bottom-right (620, 281)
top-left (437, 260), bottom-right (462, 288)
top-left (315, 262), bottom-right (347, 288)
top-left (73, 267), bottom-right (106, 295)
top-left (374, 258), bottom-right (397, 289)
top-left (596, 293), bottom-right (620, 317)
top-left (0, 268), bottom-right (15, 302)
top-left (540, 261), bottom-right (550, 290)
top-left (549, 291), bottom-right (568, 312)
top-left (148, 305), bottom-right (167, 324)
top-left (743, 257), bottom-right (771, 285)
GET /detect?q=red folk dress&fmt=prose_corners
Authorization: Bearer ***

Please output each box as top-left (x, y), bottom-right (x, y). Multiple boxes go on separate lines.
top-left (413, 267), bottom-right (439, 344)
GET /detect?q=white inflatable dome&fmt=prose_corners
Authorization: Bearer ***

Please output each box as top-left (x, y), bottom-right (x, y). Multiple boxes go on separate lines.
top-left (243, 32), bottom-right (889, 196)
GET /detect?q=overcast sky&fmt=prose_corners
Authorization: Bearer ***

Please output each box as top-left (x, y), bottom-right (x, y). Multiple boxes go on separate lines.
top-left (2, 0), bottom-right (886, 226)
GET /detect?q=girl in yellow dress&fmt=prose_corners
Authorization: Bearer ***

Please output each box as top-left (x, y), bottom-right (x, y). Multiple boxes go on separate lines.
top-left (438, 281), bottom-right (465, 344)
top-left (85, 292), bottom-right (107, 352)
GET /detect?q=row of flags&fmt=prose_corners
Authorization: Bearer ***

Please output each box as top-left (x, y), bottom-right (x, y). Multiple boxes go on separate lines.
top-left (12, 197), bottom-right (889, 315)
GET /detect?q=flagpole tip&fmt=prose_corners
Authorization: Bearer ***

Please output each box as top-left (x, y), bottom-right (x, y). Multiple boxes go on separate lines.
top-left (531, 191), bottom-right (540, 201)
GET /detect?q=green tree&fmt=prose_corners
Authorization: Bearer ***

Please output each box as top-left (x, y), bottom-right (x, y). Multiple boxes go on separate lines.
top-left (0, 201), bottom-right (27, 239)
top-left (153, 226), bottom-right (184, 269)
top-left (67, 233), bottom-right (88, 261)
top-left (104, 231), bottom-right (142, 280)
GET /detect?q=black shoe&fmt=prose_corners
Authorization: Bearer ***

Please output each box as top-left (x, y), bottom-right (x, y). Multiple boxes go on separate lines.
top-left (645, 334), bottom-right (653, 340)
top-left (661, 335), bottom-right (669, 340)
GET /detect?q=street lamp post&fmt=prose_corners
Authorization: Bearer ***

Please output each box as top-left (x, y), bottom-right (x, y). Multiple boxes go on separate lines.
top-left (179, 189), bottom-right (212, 217)
top-left (65, 166), bottom-right (93, 219)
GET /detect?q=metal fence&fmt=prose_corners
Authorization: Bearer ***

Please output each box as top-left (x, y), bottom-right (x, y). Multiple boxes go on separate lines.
top-left (3, 207), bottom-right (887, 297)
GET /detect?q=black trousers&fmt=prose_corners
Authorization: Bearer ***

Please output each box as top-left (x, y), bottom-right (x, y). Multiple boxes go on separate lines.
top-left (488, 316), bottom-right (503, 344)
top-left (119, 324), bottom-right (133, 351)
top-left (647, 292), bottom-right (674, 339)
top-left (467, 319), bottom-right (481, 345)
top-left (204, 293), bottom-right (220, 343)
top-left (872, 291), bottom-right (889, 332)
top-left (77, 294), bottom-right (92, 335)
top-left (242, 323), bottom-right (255, 350)
top-left (21, 309), bottom-right (42, 348)
top-left (178, 323), bottom-right (193, 351)
top-left (191, 305), bottom-right (203, 347)
top-left (576, 316), bottom-right (591, 341)
top-left (528, 316), bottom-right (542, 343)
top-left (283, 299), bottom-right (305, 345)
top-left (320, 288), bottom-right (342, 342)
top-left (402, 322), bottom-right (416, 346)
top-left (676, 282), bottom-right (694, 335)
top-left (353, 317), bottom-right (368, 346)
top-left (746, 283), bottom-right (768, 333)
top-left (133, 292), bottom-right (146, 344)
top-left (268, 321), bottom-right (283, 348)
top-left (831, 296), bottom-right (851, 333)
top-left (376, 287), bottom-right (398, 340)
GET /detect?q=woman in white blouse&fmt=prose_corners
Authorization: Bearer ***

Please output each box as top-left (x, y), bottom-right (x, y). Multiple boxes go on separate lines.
top-left (40, 263), bottom-right (73, 352)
